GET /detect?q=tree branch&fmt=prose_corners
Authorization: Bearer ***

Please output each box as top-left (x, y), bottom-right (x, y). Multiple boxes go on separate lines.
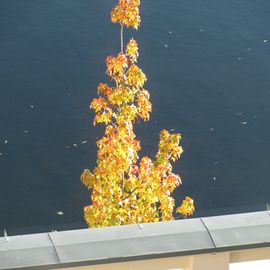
top-left (120, 24), bottom-right (124, 53)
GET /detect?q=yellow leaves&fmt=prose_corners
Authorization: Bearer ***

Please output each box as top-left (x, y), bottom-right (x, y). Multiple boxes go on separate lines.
top-left (126, 38), bottom-right (139, 62)
top-left (93, 109), bottom-right (112, 126)
top-left (116, 104), bottom-right (138, 123)
top-left (108, 86), bottom-right (135, 106)
top-left (81, 169), bottom-right (95, 189)
top-left (124, 175), bottom-right (137, 191)
top-left (159, 195), bottom-right (175, 221)
top-left (156, 129), bottom-right (183, 164)
top-left (176, 196), bottom-right (195, 218)
top-left (126, 64), bottom-right (146, 88)
top-left (137, 89), bottom-right (152, 121)
top-left (111, 0), bottom-right (141, 29)
top-left (140, 156), bottom-right (153, 171)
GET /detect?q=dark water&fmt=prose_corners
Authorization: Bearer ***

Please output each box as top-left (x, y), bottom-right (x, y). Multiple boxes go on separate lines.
top-left (1, 0), bottom-right (270, 235)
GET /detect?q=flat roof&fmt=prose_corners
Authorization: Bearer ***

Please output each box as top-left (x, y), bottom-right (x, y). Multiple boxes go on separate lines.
top-left (0, 210), bottom-right (270, 269)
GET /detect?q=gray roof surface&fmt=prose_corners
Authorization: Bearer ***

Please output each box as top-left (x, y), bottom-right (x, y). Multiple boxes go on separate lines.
top-left (0, 211), bottom-right (270, 269)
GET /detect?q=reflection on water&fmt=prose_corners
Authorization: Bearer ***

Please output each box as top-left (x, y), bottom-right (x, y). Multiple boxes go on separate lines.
top-left (0, 0), bottom-right (270, 234)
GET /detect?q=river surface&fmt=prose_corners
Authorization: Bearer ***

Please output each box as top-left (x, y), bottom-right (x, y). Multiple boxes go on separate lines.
top-left (1, 0), bottom-right (270, 235)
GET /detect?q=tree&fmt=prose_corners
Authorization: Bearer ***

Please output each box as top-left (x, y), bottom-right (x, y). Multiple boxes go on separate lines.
top-left (81, 0), bottom-right (194, 228)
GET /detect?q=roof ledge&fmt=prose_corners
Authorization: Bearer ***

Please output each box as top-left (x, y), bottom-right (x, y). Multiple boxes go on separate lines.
top-left (1, 211), bottom-right (270, 269)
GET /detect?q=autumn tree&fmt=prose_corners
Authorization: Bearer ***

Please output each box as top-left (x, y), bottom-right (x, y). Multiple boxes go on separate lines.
top-left (81, 0), bottom-right (194, 228)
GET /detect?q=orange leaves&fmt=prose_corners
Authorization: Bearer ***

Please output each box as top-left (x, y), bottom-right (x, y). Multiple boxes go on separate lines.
top-left (90, 97), bottom-right (108, 113)
top-left (111, 0), bottom-right (141, 29)
top-left (97, 83), bottom-right (113, 96)
top-left (163, 173), bottom-right (181, 193)
top-left (90, 97), bottom-right (112, 125)
top-left (106, 53), bottom-right (128, 83)
top-left (130, 164), bottom-right (139, 175)
top-left (126, 38), bottom-right (139, 62)
top-left (176, 196), bottom-right (195, 218)
top-left (173, 173), bottom-right (182, 187)
top-left (131, 138), bottom-right (140, 152)
top-left (139, 156), bottom-right (153, 176)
